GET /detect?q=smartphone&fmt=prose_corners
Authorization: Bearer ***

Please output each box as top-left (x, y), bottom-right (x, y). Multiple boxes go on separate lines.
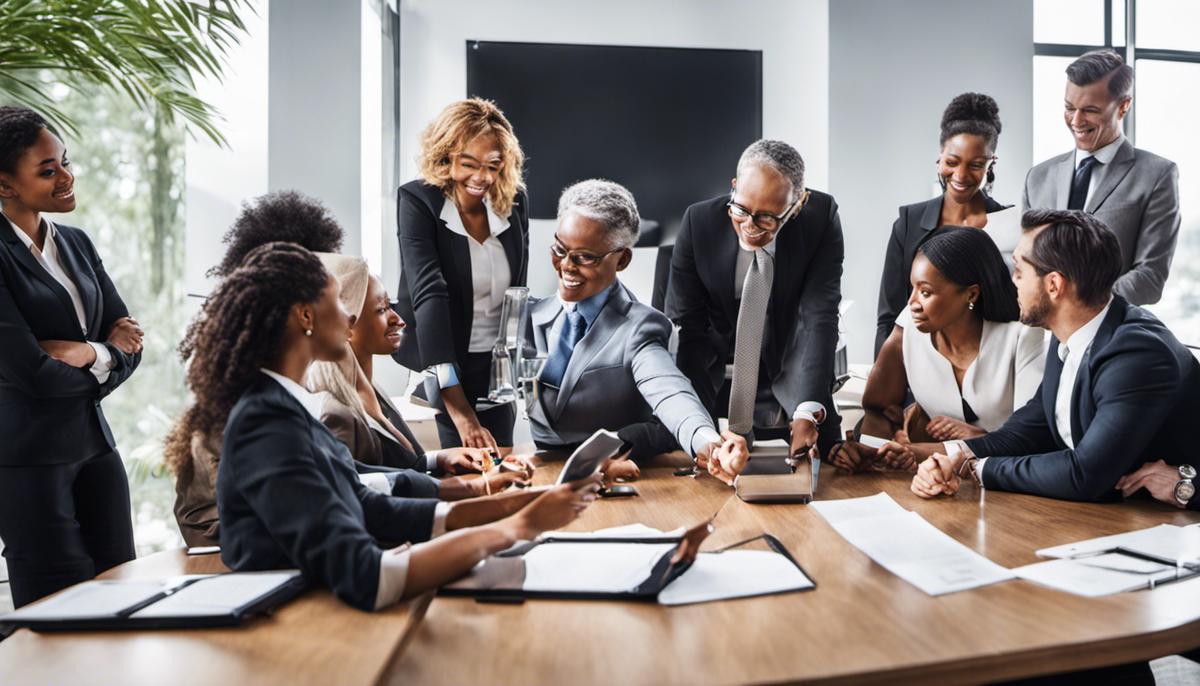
top-left (598, 485), bottom-right (639, 498)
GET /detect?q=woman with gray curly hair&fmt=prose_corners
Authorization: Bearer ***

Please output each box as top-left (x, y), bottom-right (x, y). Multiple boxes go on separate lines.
top-left (525, 179), bottom-right (747, 478)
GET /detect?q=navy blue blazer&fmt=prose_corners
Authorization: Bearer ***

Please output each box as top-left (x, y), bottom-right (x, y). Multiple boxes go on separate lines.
top-left (0, 221), bottom-right (140, 466)
top-left (874, 194), bottom-right (1010, 357)
top-left (217, 374), bottom-right (439, 611)
top-left (665, 191), bottom-right (844, 454)
top-left (965, 297), bottom-right (1200, 508)
top-left (391, 180), bottom-right (529, 373)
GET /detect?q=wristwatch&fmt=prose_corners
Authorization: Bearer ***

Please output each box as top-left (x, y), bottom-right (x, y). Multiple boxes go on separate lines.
top-left (1174, 464), bottom-right (1196, 507)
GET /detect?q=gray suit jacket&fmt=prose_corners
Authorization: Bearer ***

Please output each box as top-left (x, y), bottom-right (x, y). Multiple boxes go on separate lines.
top-left (1023, 139), bottom-right (1180, 305)
top-left (526, 282), bottom-right (714, 457)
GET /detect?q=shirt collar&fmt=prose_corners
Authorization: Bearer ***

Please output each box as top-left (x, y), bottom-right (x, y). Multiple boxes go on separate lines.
top-left (438, 194), bottom-right (510, 238)
top-left (261, 368), bottom-right (326, 420)
top-left (1075, 135), bottom-right (1125, 169)
top-left (737, 234), bottom-right (779, 255)
top-left (5, 214), bottom-right (55, 251)
top-left (558, 281), bottom-right (616, 329)
top-left (1057, 298), bottom-right (1113, 362)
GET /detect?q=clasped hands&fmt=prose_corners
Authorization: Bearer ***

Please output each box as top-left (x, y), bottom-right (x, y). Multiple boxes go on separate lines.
top-left (39, 316), bottom-right (144, 368)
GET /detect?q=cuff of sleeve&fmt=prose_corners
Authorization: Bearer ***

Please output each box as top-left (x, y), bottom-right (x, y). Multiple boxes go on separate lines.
top-left (792, 401), bottom-right (826, 424)
top-left (691, 426), bottom-right (722, 458)
top-left (358, 472), bottom-right (392, 494)
top-left (424, 450), bottom-right (443, 472)
top-left (428, 363), bottom-right (460, 389)
top-left (431, 501), bottom-right (451, 538)
top-left (373, 545), bottom-right (411, 610)
top-left (88, 342), bottom-right (115, 383)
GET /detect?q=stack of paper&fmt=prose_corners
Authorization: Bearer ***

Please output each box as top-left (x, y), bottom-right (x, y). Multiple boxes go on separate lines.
top-left (811, 493), bottom-right (1014, 595)
top-left (521, 542), bottom-right (676, 593)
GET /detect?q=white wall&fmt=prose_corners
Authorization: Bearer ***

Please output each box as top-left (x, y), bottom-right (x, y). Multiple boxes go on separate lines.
top-left (391, 0), bottom-right (830, 296)
top-left (829, 0), bottom-right (1033, 364)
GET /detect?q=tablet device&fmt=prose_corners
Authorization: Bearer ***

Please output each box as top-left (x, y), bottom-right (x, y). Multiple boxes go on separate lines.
top-left (556, 430), bottom-right (627, 484)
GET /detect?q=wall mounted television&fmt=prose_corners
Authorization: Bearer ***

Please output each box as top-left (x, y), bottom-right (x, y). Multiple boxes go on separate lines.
top-left (466, 40), bottom-right (763, 245)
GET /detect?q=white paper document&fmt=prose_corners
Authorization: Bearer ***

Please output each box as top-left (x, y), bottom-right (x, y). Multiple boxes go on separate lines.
top-left (131, 571), bottom-right (301, 618)
top-left (521, 542), bottom-right (676, 593)
top-left (543, 523), bottom-right (685, 541)
top-left (658, 550), bottom-right (813, 606)
top-left (1015, 558), bottom-right (1179, 597)
top-left (813, 493), bottom-right (1013, 595)
top-left (1038, 524), bottom-right (1200, 567)
top-left (3, 580), bottom-right (169, 620)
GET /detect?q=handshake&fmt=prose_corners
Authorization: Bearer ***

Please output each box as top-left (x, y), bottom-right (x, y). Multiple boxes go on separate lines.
top-left (695, 430), bottom-right (752, 485)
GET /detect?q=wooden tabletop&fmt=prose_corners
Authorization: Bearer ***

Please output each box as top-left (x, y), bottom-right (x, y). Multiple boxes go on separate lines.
top-left (386, 454), bottom-right (1200, 685)
top-left (0, 548), bottom-right (430, 686)
top-left (3, 454), bottom-right (1198, 685)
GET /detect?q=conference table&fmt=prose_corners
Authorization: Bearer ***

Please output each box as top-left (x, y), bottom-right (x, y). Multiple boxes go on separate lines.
top-left (2, 452), bottom-right (1199, 685)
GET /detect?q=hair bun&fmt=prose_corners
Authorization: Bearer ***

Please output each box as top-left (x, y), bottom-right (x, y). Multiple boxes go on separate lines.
top-left (941, 92), bottom-right (1001, 136)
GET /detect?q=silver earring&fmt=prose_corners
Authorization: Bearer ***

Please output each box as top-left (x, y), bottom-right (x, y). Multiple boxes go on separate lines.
top-left (305, 328), bottom-right (313, 337)
top-left (968, 302), bottom-right (975, 311)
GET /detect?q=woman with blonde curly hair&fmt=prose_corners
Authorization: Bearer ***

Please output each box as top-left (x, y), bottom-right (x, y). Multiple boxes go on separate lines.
top-left (393, 98), bottom-right (528, 451)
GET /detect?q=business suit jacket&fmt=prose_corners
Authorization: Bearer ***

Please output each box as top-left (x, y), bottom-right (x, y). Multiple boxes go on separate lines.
top-left (0, 222), bottom-right (140, 465)
top-left (218, 375), bottom-right (439, 611)
top-left (1024, 139), bottom-right (1180, 305)
top-left (665, 191), bottom-right (844, 453)
top-left (320, 387), bottom-right (427, 471)
top-left (392, 180), bottom-right (529, 373)
top-left (874, 194), bottom-right (1011, 356)
top-left (526, 281), bottom-right (714, 458)
top-left (965, 296), bottom-right (1200, 508)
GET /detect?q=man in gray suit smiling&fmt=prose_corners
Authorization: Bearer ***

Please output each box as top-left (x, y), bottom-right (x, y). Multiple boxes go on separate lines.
top-left (1024, 49), bottom-right (1180, 305)
top-left (526, 179), bottom-right (747, 475)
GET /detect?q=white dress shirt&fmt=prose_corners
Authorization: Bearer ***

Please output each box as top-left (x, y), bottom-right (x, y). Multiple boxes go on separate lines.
top-left (440, 197), bottom-right (512, 353)
top-left (1053, 299), bottom-right (1112, 449)
top-left (731, 235), bottom-right (825, 426)
top-left (6, 216), bottom-right (114, 382)
top-left (1075, 135), bottom-right (1125, 209)
top-left (259, 369), bottom-right (449, 610)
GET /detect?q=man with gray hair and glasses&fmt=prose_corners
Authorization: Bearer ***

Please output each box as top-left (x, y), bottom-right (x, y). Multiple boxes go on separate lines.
top-left (525, 179), bottom-right (748, 474)
top-left (1024, 49), bottom-right (1180, 305)
top-left (667, 139), bottom-right (844, 482)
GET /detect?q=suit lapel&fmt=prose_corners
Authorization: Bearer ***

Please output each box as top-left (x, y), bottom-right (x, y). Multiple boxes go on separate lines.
top-left (707, 220), bottom-right (740, 325)
top-left (499, 197), bottom-right (524, 285)
top-left (1086, 141), bottom-right (1136, 213)
top-left (1043, 338), bottom-right (1066, 445)
top-left (53, 228), bottom-right (101, 333)
top-left (1070, 301), bottom-right (1124, 442)
top-left (554, 286), bottom-right (627, 417)
top-left (0, 225), bottom-right (81, 328)
top-left (1055, 154), bottom-right (1075, 210)
top-left (529, 297), bottom-right (562, 420)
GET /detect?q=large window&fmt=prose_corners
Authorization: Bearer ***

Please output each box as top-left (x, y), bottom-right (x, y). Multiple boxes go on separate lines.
top-left (1033, 0), bottom-right (1200, 344)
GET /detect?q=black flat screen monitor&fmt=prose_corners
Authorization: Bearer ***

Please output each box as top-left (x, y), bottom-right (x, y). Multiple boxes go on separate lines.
top-left (466, 40), bottom-right (762, 244)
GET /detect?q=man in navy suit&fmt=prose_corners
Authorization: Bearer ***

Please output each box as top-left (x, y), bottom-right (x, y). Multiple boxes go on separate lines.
top-left (910, 209), bottom-right (1199, 508)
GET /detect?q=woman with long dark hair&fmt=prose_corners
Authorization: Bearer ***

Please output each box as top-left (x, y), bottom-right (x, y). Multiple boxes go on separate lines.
top-left (165, 242), bottom-right (597, 611)
top-left (834, 228), bottom-right (1044, 472)
top-left (0, 106), bottom-right (142, 607)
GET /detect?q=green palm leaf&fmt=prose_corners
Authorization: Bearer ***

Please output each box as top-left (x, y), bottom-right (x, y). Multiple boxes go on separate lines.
top-left (0, 0), bottom-right (254, 146)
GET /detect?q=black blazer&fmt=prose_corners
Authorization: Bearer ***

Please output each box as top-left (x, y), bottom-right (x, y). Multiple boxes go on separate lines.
top-left (665, 191), bottom-right (844, 453)
top-left (0, 221), bottom-right (140, 466)
top-left (874, 194), bottom-right (1011, 357)
top-left (217, 374), bottom-right (440, 611)
top-left (965, 296), bottom-right (1200, 508)
top-left (392, 180), bottom-right (529, 373)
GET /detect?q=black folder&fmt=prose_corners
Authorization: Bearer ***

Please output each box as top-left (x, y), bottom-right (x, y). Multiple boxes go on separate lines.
top-left (0, 570), bottom-right (307, 632)
top-left (441, 522), bottom-right (813, 604)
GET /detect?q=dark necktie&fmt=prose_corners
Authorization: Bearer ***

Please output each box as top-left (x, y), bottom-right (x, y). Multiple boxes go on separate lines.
top-left (540, 308), bottom-right (587, 387)
top-left (1068, 155), bottom-right (1099, 211)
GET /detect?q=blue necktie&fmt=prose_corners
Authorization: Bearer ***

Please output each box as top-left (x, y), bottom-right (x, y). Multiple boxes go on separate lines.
top-left (541, 308), bottom-right (587, 387)
top-left (1068, 155), bottom-right (1099, 211)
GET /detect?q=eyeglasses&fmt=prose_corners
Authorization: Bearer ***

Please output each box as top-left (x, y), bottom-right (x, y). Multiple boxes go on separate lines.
top-left (549, 236), bottom-right (625, 267)
top-left (726, 190), bottom-right (809, 231)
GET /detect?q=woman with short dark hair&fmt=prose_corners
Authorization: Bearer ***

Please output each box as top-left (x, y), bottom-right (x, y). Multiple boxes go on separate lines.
top-left (0, 106), bottom-right (143, 607)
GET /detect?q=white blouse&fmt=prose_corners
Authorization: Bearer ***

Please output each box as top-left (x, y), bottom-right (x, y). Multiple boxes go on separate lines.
top-left (439, 197), bottom-right (511, 353)
top-left (897, 307), bottom-right (1046, 432)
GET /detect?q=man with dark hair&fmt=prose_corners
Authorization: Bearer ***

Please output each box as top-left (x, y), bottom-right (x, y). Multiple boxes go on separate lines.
top-left (910, 210), bottom-right (1200, 513)
top-left (1023, 49), bottom-right (1180, 306)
